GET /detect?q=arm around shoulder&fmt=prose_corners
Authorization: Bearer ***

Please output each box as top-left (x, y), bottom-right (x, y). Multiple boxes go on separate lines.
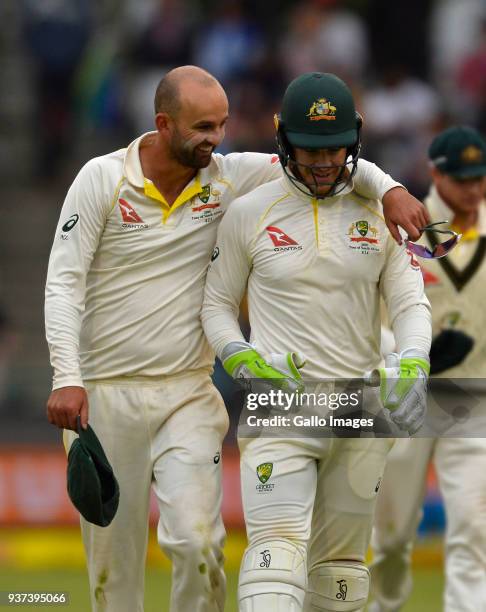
top-left (354, 159), bottom-right (430, 242)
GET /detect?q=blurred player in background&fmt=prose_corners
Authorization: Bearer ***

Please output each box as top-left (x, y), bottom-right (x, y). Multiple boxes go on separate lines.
top-left (44, 63), bottom-right (428, 612)
top-left (202, 72), bottom-right (432, 612)
top-left (370, 126), bottom-right (486, 612)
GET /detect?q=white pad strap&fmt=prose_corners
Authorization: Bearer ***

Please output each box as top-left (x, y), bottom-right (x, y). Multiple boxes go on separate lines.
top-left (239, 539), bottom-right (306, 607)
top-left (307, 561), bottom-right (370, 611)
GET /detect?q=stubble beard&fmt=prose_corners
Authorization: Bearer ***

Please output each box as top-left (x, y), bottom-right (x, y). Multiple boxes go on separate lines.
top-left (169, 130), bottom-right (213, 169)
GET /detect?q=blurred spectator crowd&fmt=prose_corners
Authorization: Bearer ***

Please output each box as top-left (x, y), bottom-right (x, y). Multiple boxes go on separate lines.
top-left (1, 0), bottom-right (486, 197)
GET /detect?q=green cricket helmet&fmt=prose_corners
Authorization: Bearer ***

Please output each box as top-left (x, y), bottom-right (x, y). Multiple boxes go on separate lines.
top-left (275, 72), bottom-right (362, 197)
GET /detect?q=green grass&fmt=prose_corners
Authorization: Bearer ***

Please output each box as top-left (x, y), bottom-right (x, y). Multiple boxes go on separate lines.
top-left (0, 527), bottom-right (444, 610)
top-left (0, 566), bottom-right (443, 611)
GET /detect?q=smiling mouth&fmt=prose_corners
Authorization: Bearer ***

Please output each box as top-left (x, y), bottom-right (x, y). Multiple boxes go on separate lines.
top-left (312, 172), bottom-right (335, 182)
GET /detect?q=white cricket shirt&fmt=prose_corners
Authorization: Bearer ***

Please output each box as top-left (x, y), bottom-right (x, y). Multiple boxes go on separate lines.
top-left (420, 186), bottom-right (486, 378)
top-left (202, 173), bottom-right (431, 379)
top-left (45, 132), bottom-right (402, 388)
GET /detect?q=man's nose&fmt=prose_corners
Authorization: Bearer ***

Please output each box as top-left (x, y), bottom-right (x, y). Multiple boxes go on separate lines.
top-left (313, 151), bottom-right (334, 165)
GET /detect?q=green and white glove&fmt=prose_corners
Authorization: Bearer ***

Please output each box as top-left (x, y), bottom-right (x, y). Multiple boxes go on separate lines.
top-left (221, 341), bottom-right (305, 393)
top-left (365, 348), bottom-right (430, 435)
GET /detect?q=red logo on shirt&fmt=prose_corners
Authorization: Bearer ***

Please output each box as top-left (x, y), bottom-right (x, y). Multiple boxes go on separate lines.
top-left (271, 155), bottom-right (279, 164)
top-left (119, 199), bottom-right (144, 223)
top-left (406, 248), bottom-right (421, 270)
top-left (266, 226), bottom-right (299, 247)
top-left (422, 267), bottom-right (441, 286)
top-left (192, 202), bottom-right (220, 213)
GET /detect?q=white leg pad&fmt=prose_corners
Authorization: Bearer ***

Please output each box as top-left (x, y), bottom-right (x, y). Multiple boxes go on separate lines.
top-left (306, 562), bottom-right (370, 611)
top-left (239, 539), bottom-right (307, 611)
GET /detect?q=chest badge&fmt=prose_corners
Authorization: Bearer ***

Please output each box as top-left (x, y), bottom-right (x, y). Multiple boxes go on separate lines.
top-left (347, 219), bottom-right (380, 254)
top-left (191, 184), bottom-right (223, 223)
top-left (199, 184), bottom-right (211, 204)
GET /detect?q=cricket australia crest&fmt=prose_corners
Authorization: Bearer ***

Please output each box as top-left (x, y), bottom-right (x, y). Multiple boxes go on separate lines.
top-left (256, 462), bottom-right (273, 484)
top-left (347, 219), bottom-right (381, 254)
top-left (198, 184), bottom-right (211, 203)
top-left (191, 183), bottom-right (223, 224)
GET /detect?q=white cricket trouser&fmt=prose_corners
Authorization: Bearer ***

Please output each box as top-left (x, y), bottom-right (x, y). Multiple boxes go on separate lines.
top-left (64, 369), bottom-right (229, 612)
top-left (370, 436), bottom-right (486, 612)
top-left (239, 434), bottom-right (394, 611)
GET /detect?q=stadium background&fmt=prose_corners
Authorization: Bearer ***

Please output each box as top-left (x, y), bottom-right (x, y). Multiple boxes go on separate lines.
top-left (2, 0), bottom-right (485, 608)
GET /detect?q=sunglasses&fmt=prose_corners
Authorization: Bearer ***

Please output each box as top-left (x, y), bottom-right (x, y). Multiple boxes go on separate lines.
top-left (405, 221), bottom-right (461, 259)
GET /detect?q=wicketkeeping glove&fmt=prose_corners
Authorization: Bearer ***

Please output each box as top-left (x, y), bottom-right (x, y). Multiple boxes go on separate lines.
top-left (365, 348), bottom-right (430, 435)
top-left (221, 341), bottom-right (305, 393)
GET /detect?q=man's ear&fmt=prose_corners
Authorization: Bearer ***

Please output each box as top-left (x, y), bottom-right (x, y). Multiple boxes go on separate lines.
top-left (429, 164), bottom-right (442, 183)
top-left (155, 112), bottom-right (171, 133)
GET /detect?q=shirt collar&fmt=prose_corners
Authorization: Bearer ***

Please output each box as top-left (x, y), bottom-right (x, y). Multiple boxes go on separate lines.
top-left (426, 185), bottom-right (486, 238)
top-left (123, 132), bottom-right (153, 188)
top-left (123, 130), bottom-right (214, 196)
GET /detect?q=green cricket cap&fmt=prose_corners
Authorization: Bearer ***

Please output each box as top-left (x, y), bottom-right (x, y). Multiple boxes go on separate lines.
top-left (281, 72), bottom-right (358, 149)
top-left (67, 417), bottom-right (119, 527)
top-left (428, 126), bottom-right (486, 178)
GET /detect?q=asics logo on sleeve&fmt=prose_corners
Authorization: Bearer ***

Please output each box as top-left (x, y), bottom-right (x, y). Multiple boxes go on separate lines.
top-left (62, 214), bottom-right (79, 232)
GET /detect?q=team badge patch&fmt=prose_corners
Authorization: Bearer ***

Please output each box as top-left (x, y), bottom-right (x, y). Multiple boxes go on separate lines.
top-left (191, 184), bottom-right (223, 223)
top-left (307, 98), bottom-right (336, 121)
top-left (347, 220), bottom-right (381, 253)
top-left (356, 220), bottom-right (369, 236)
top-left (256, 463), bottom-right (273, 484)
top-left (461, 145), bottom-right (483, 163)
top-left (199, 184), bottom-right (211, 203)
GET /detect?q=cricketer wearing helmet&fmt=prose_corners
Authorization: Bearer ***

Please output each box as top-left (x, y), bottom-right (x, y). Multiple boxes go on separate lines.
top-left (45, 65), bottom-right (424, 612)
top-left (202, 72), bottom-right (432, 612)
top-left (370, 126), bottom-right (486, 612)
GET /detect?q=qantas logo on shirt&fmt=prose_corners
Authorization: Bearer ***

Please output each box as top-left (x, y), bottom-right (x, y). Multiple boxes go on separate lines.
top-left (118, 198), bottom-right (148, 230)
top-left (266, 226), bottom-right (303, 252)
top-left (422, 267), bottom-right (441, 286)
